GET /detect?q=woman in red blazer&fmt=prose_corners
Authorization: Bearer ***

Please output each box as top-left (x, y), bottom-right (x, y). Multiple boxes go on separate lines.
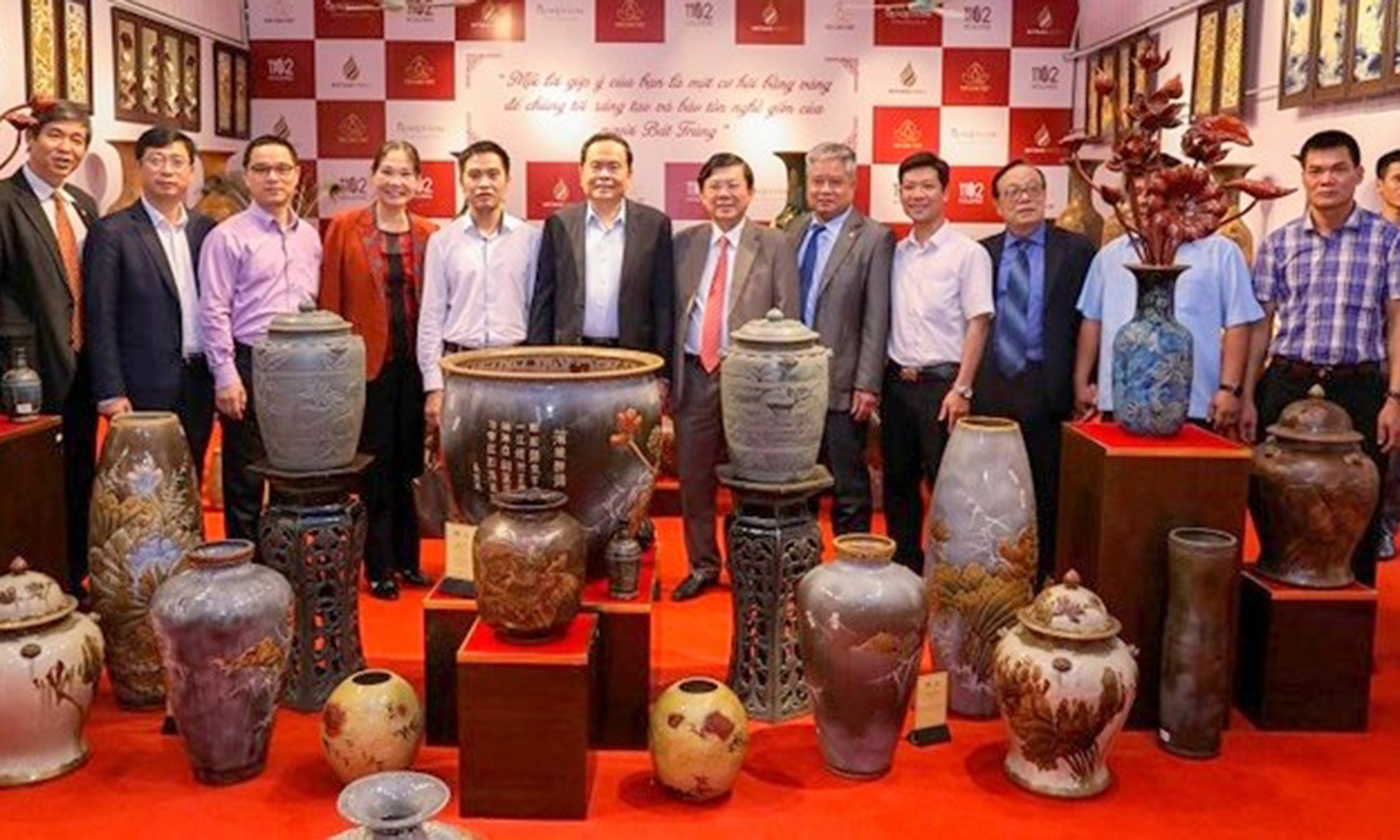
top-left (320, 141), bottom-right (440, 600)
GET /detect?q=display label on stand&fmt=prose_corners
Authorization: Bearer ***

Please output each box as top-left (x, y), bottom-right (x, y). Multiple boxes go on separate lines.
top-left (909, 671), bottom-right (952, 746)
top-left (444, 521), bottom-right (477, 585)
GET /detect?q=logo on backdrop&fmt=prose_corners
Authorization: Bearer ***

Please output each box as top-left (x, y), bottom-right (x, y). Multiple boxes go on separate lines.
top-left (682, 0), bottom-right (717, 27)
top-left (665, 162), bottom-right (709, 221)
top-left (526, 162), bottom-right (584, 220)
top-left (342, 56), bottom-right (361, 82)
top-left (457, 0), bottom-right (526, 41)
top-left (961, 4), bottom-right (994, 32)
top-left (272, 115), bottom-right (291, 139)
top-left (410, 161), bottom-right (458, 218)
top-left (535, 3), bottom-right (587, 22)
top-left (315, 1), bottom-right (383, 39)
top-left (317, 101), bottom-right (386, 159)
top-left (252, 42), bottom-right (316, 99)
top-left (943, 48), bottom-right (1009, 105)
top-left (947, 166), bottom-right (1000, 222)
top-left (874, 4), bottom-right (942, 46)
top-left (737, 0), bottom-right (804, 45)
top-left (1008, 108), bottom-right (1071, 165)
top-left (597, 0), bottom-right (665, 43)
top-left (388, 43), bottom-right (455, 100)
top-left (1013, 0), bottom-right (1077, 47)
top-left (872, 106), bottom-right (939, 163)
top-left (824, 0), bottom-right (856, 31)
top-left (260, 0), bottom-right (297, 25)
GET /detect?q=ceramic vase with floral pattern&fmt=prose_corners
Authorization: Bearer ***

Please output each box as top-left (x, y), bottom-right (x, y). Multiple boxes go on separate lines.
top-left (649, 677), bottom-right (749, 801)
top-left (1111, 265), bottom-right (1193, 437)
top-left (321, 669), bottom-right (424, 783)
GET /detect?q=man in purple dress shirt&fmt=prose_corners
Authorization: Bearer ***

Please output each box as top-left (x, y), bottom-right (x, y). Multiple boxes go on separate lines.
top-left (198, 136), bottom-right (322, 543)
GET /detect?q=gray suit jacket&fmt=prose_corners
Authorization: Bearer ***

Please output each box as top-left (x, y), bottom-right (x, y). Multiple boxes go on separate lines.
top-left (672, 220), bottom-right (799, 401)
top-left (786, 209), bottom-right (894, 412)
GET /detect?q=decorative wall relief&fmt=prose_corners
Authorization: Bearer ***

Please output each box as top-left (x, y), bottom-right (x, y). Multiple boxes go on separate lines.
top-left (1193, 1), bottom-right (1248, 117)
top-left (1280, 0), bottom-right (1399, 106)
top-left (23, 0), bottom-right (92, 110)
top-left (110, 8), bottom-right (201, 130)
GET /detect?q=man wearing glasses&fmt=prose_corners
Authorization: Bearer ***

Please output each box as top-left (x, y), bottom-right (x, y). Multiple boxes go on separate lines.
top-left (198, 135), bottom-right (322, 544)
top-left (84, 126), bottom-right (217, 480)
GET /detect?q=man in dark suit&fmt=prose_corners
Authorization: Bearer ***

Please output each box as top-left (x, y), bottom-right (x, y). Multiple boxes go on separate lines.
top-left (976, 160), bottom-right (1095, 580)
top-left (84, 125), bottom-right (216, 479)
top-left (0, 100), bottom-right (101, 595)
top-left (528, 132), bottom-right (675, 379)
top-left (670, 152), bottom-right (800, 600)
top-left (785, 142), bottom-right (893, 535)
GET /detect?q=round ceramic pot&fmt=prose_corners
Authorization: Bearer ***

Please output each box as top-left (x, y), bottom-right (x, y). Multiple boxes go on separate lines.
top-left (333, 771), bottom-right (469, 840)
top-left (992, 571), bottom-right (1138, 798)
top-left (321, 670), bottom-right (424, 783)
top-left (473, 489), bottom-right (586, 641)
top-left (150, 540), bottom-right (294, 785)
top-left (797, 534), bottom-right (925, 778)
top-left (926, 416), bottom-right (1037, 717)
top-left (88, 411), bottom-right (204, 709)
top-left (721, 309), bottom-right (830, 483)
top-left (1111, 264), bottom-right (1193, 437)
top-left (0, 558), bottom-right (104, 787)
top-left (1159, 527), bottom-right (1238, 759)
top-left (2, 346), bottom-right (42, 422)
top-left (254, 305), bottom-right (366, 472)
top-left (1251, 386), bottom-right (1380, 588)
top-left (649, 677), bottom-right (749, 801)
top-left (440, 347), bottom-right (662, 579)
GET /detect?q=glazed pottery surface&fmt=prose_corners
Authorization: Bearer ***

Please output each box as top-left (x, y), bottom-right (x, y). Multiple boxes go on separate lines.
top-left (473, 489), bottom-right (586, 640)
top-left (254, 305), bottom-right (366, 472)
top-left (721, 309), bottom-right (830, 483)
top-left (649, 677), bottom-right (749, 801)
top-left (1159, 527), bottom-right (1238, 759)
top-left (150, 540), bottom-right (294, 785)
top-left (1111, 265), bottom-right (1193, 436)
top-left (606, 533), bottom-right (643, 600)
top-left (1251, 386), bottom-right (1380, 588)
top-left (321, 670), bottom-right (424, 783)
top-left (1055, 159), bottom-right (1104, 246)
top-left (1211, 163), bottom-right (1255, 264)
top-left (441, 347), bottom-right (662, 579)
top-left (798, 534), bottom-right (925, 778)
top-left (926, 416), bottom-right (1037, 717)
top-left (88, 411), bottom-right (203, 709)
top-left (0, 558), bottom-right (104, 787)
top-left (993, 571), bottom-right (1138, 798)
top-left (333, 771), bottom-right (472, 840)
top-left (771, 150), bottom-right (809, 231)
top-left (2, 346), bottom-right (42, 422)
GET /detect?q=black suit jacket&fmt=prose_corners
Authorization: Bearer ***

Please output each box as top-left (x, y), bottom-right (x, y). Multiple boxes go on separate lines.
top-left (0, 170), bottom-right (100, 410)
top-left (976, 224), bottom-right (1096, 419)
top-left (82, 200), bottom-right (216, 408)
top-left (527, 199), bottom-right (676, 377)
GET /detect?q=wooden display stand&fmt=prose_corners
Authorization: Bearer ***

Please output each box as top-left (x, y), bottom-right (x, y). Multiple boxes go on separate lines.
top-left (0, 417), bottom-right (67, 588)
top-left (423, 579), bottom-right (479, 746)
top-left (1055, 421), bottom-right (1251, 727)
top-left (1235, 568), bottom-right (1376, 731)
top-left (457, 614), bottom-right (598, 820)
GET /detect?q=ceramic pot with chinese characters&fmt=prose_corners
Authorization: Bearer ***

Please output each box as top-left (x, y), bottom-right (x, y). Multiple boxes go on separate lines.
top-left (473, 489), bottom-right (586, 641)
top-left (649, 677), bottom-right (749, 801)
top-left (253, 304), bottom-right (366, 472)
top-left (721, 309), bottom-right (830, 483)
top-left (2, 346), bottom-right (42, 422)
top-left (321, 669), bottom-right (425, 783)
top-left (992, 571), bottom-right (1138, 798)
top-left (0, 558), bottom-right (105, 787)
top-left (1111, 265), bottom-right (1193, 436)
top-left (440, 347), bottom-right (663, 580)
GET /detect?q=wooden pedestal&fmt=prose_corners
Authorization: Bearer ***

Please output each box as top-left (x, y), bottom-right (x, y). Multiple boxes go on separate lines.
top-left (457, 614), bottom-right (598, 820)
top-left (0, 417), bottom-right (67, 588)
top-left (1235, 568), bottom-right (1376, 732)
top-left (1055, 421), bottom-right (1251, 727)
top-left (424, 580), bottom-right (478, 746)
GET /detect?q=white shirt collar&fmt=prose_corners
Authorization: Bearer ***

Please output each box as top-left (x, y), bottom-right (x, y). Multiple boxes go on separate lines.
top-left (709, 218), bottom-right (746, 250)
top-left (901, 220), bottom-right (953, 252)
top-left (586, 200), bottom-right (626, 230)
top-left (461, 211), bottom-right (521, 238)
top-left (141, 196), bottom-right (188, 231)
top-left (811, 205), bottom-right (853, 234)
top-left (22, 164), bottom-right (61, 202)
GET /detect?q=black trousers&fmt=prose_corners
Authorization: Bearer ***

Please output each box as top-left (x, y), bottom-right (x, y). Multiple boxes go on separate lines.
top-left (132, 358), bottom-right (215, 486)
top-left (1256, 362), bottom-right (1387, 586)
top-left (360, 355), bottom-right (426, 582)
top-left (880, 365), bottom-right (955, 574)
top-left (62, 354), bottom-right (97, 594)
top-left (820, 409), bottom-right (873, 535)
top-left (219, 344), bottom-right (266, 546)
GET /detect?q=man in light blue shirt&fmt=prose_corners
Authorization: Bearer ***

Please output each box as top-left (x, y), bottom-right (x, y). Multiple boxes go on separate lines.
top-left (1073, 233), bottom-right (1261, 435)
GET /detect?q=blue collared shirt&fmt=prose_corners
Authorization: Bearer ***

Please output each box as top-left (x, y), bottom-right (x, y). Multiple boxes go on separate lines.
top-left (997, 222), bottom-right (1047, 360)
top-left (797, 206), bottom-right (852, 326)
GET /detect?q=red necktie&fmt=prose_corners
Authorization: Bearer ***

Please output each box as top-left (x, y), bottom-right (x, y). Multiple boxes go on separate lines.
top-left (698, 237), bottom-right (729, 374)
top-left (53, 191), bottom-right (83, 350)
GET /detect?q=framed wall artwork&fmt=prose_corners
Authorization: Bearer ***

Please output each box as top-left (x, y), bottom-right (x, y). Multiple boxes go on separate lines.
top-left (1193, 0), bottom-right (1248, 117)
top-left (215, 41), bottom-right (251, 140)
top-left (23, 0), bottom-right (93, 111)
top-left (111, 7), bottom-right (201, 131)
top-left (1279, 0), bottom-right (1400, 107)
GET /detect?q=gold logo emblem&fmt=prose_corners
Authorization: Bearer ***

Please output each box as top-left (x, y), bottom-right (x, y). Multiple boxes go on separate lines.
top-left (551, 178), bottom-right (571, 202)
top-left (404, 54), bottom-right (435, 85)
top-left (961, 61), bottom-right (992, 91)
top-left (338, 112), bottom-right (370, 144)
top-left (900, 62), bottom-right (917, 88)
top-left (1033, 123), bottom-right (1053, 147)
top-left (272, 116), bottom-right (291, 139)
top-left (893, 118), bottom-right (923, 146)
top-left (762, 1), bottom-right (780, 27)
top-left (342, 56), bottom-right (360, 81)
top-left (1036, 5), bottom-right (1054, 30)
top-left (617, 0), bottom-right (645, 25)
top-left (481, 0), bottom-right (498, 21)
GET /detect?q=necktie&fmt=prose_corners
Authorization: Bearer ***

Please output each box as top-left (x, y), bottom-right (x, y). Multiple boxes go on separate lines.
top-left (53, 191), bottom-right (83, 351)
top-left (699, 237), bottom-right (730, 374)
top-left (993, 239), bottom-right (1031, 378)
top-left (798, 223), bottom-right (824, 325)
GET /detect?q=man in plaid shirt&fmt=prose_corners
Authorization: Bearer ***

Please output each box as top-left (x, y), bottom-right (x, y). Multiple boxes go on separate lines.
top-left (1243, 129), bottom-right (1400, 586)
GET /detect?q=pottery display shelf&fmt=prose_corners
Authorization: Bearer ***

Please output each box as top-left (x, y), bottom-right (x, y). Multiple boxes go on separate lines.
top-left (0, 417), bottom-right (67, 590)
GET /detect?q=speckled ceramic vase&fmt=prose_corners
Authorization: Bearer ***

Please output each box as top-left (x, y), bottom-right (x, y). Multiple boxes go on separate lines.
top-left (649, 677), bottom-right (749, 801)
top-left (1111, 265), bottom-right (1192, 437)
top-left (321, 669), bottom-right (424, 783)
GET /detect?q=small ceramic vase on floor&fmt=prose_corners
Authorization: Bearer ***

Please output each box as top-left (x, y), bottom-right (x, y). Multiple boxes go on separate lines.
top-left (649, 677), bottom-right (749, 801)
top-left (321, 669), bottom-right (425, 783)
top-left (333, 771), bottom-right (472, 840)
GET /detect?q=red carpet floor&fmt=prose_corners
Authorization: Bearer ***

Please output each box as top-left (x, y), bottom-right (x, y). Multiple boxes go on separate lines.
top-left (9, 511), bottom-right (1398, 839)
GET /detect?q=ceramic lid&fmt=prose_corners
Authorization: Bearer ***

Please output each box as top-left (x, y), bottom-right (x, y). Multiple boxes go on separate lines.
top-left (1266, 385), bottom-right (1362, 444)
top-left (267, 301), bottom-right (353, 336)
top-left (0, 557), bottom-right (77, 631)
top-left (730, 308), bottom-right (820, 346)
top-left (1017, 570), bottom-right (1121, 641)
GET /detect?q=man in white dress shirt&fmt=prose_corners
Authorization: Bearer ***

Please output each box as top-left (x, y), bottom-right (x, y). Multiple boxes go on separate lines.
top-left (881, 151), bottom-right (994, 573)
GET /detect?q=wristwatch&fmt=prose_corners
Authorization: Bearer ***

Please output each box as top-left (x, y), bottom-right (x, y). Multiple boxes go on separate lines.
top-left (1218, 382), bottom-right (1243, 398)
top-left (953, 384), bottom-right (974, 399)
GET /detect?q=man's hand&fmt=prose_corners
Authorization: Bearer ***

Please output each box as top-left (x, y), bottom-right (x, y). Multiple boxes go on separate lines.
top-left (938, 390), bottom-right (970, 432)
top-left (98, 397), bottom-right (133, 418)
top-left (215, 381), bottom-right (247, 420)
top-left (1379, 398), bottom-right (1400, 453)
top-left (1209, 391), bottom-right (1242, 440)
top-left (1075, 382), bottom-right (1099, 419)
top-left (1239, 400), bottom-right (1259, 443)
top-left (425, 390), bottom-right (444, 433)
top-left (851, 389), bottom-right (879, 423)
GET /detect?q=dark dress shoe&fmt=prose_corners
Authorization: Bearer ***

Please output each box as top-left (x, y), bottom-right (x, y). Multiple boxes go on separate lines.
top-left (671, 571), bottom-right (719, 602)
top-left (397, 569), bottom-right (433, 588)
top-left (369, 580), bottom-right (400, 600)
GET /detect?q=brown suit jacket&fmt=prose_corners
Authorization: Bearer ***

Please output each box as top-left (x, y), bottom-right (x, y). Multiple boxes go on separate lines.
top-left (671, 219), bottom-right (799, 401)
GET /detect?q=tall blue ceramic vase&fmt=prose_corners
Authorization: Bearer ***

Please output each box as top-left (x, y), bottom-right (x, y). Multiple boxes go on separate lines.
top-left (1112, 265), bottom-right (1193, 436)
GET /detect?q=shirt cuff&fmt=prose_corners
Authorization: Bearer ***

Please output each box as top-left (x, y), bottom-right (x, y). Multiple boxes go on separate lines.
top-left (97, 396), bottom-right (127, 412)
top-left (422, 367), bottom-right (443, 392)
top-left (213, 360), bottom-right (241, 391)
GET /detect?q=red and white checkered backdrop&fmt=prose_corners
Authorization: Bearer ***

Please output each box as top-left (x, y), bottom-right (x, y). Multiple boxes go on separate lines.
top-left (245, 0), bottom-right (1078, 236)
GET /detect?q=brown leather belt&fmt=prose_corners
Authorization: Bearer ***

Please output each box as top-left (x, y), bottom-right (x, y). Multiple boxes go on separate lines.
top-left (887, 360), bottom-right (958, 383)
top-left (1270, 356), bottom-right (1382, 383)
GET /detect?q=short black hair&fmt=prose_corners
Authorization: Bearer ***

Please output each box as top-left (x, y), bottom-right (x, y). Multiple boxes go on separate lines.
top-left (135, 125), bottom-right (196, 164)
top-left (898, 151), bottom-right (949, 189)
top-left (1378, 149), bottom-right (1400, 180)
top-left (990, 159), bottom-right (1046, 199)
top-left (1298, 130), bottom-right (1361, 168)
top-left (28, 99), bottom-right (91, 147)
top-left (580, 132), bottom-right (633, 168)
top-left (697, 152), bottom-right (754, 190)
top-left (242, 134), bottom-right (299, 168)
top-left (459, 139), bottom-right (511, 176)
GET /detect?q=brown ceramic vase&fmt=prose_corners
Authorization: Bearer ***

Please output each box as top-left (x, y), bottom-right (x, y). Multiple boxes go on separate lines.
top-left (473, 489), bottom-right (586, 641)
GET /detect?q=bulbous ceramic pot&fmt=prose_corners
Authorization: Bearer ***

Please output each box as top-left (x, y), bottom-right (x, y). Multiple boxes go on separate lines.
top-left (992, 571), bottom-right (1138, 798)
top-left (649, 677), bottom-right (749, 801)
top-left (0, 558), bottom-right (104, 787)
top-left (1111, 265), bottom-right (1193, 437)
top-left (321, 669), bottom-right (425, 783)
top-left (1250, 386), bottom-right (1380, 588)
top-left (254, 304), bottom-right (366, 471)
top-left (2, 346), bottom-right (42, 422)
top-left (473, 489), bottom-right (586, 641)
top-left (797, 534), bottom-right (925, 778)
top-left (721, 309), bottom-right (830, 483)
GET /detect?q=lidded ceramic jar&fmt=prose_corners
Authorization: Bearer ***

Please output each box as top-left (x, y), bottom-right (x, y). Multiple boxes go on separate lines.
top-left (1250, 385), bottom-right (1380, 588)
top-left (0, 558), bottom-right (105, 787)
top-left (253, 303), bottom-right (366, 472)
top-left (721, 308), bottom-right (830, 483)
top-left (992, 570), bottom-right (1138, 798)
top-left (473, 489), bottom-right (587, 641)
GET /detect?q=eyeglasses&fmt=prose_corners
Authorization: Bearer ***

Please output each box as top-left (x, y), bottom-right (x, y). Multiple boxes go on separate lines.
top-left (1000, 184), bottom-right (1045, 201)
top-left (248, 163), bottom-right (298, 178)
top-left (141, 154), bottom-right (191, 171)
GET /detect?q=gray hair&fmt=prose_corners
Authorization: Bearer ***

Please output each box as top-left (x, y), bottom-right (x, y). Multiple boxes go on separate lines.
top-left (806, 142), bottom-right (857, 179)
